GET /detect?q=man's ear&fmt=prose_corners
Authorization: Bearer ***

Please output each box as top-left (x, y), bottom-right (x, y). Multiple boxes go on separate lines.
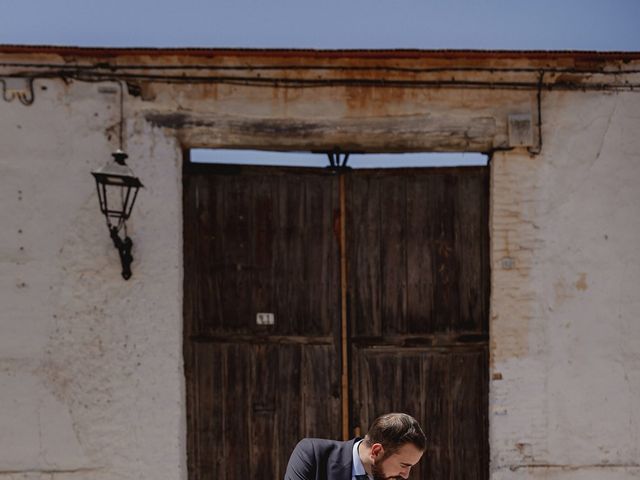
top-left (370, 443), bottom-right (384, 460)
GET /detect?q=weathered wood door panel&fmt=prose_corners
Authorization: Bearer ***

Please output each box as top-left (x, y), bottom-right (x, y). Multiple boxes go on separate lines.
top-left (348, 168), bottom-right (489, 480)
top-left (184, 165), bottom-right (342, 480)
top-left (347, 169), bottom-right (488, 337)
top-left (184, 164), bottom-right (489, 480)
top-left (190, 342), bottom-right (341, 480)
top-left (185, 166), bottom-right (340, 337)
top-left (351, 348), bottom-right (488, 480)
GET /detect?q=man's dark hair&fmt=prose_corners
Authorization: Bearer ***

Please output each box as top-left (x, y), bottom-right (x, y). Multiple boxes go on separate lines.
top-left (363, 413), bottom-right (427, 454)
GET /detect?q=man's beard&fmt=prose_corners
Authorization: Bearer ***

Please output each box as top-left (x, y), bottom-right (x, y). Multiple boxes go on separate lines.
top-left (371, 460), bottom-right (402, 480)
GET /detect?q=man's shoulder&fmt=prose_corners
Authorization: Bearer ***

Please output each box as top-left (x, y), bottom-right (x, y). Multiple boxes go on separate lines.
top-left (286, 438), bottom-right (359, 480)
top-left (301, 438), bottom-right (348, 446)
top-left (293, 437), bottom-right (353, 455)
top-left (295, 437), bottom-right (349, 448)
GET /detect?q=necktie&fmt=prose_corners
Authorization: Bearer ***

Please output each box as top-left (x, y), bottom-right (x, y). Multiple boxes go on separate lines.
top-left (356, 475), bottom-right (369, 480)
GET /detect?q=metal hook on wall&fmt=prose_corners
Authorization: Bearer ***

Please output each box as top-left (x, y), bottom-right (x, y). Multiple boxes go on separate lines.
top-left (1, 77), bottom-right (35, 105)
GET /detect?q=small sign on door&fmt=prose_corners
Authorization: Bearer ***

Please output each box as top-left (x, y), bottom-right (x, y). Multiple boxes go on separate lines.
top-left (256, 312), bottom-right (275, 325)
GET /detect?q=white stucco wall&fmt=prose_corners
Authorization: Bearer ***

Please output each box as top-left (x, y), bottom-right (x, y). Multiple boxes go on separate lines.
top-left (491, 91), bottom-right (640, 478)
top-left (1, 79), bottom-right (185, 479)
top-left (1, 51), bottom-right (639, 480)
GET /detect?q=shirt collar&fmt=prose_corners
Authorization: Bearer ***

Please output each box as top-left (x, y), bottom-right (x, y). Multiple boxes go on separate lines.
top-left (352, 440), bottom-right (368, 479)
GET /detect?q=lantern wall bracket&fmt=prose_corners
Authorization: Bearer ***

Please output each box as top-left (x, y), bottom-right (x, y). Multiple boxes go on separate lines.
top-left (110, 226), bottom-right (134, 280)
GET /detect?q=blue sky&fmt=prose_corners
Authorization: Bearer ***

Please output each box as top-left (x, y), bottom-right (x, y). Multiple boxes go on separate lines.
top-left (1, 0), bottom-right (639, 50)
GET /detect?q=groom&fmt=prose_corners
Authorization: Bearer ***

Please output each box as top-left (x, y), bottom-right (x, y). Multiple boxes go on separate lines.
top-left (284, 412), bottom-right (426, 480)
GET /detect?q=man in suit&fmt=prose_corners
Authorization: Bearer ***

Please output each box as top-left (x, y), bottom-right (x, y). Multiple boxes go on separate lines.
top-left (284, 412), bottom-right (426, 480)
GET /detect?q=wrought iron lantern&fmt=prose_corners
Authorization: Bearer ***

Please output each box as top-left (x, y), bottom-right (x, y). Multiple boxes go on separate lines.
top-left (91, 149), bottom-right (143, 280)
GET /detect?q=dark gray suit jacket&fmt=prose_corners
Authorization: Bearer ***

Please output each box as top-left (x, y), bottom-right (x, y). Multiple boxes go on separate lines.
top-left (284, 438), bottom-right (360, 480)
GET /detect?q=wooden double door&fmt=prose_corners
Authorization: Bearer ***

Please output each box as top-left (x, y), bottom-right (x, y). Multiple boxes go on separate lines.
top-left (184, 162), bottom-right (489, 480)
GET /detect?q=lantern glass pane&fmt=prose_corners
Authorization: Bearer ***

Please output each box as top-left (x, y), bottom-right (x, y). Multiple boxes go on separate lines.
top-left (92, 156), bottom-right (142, 224)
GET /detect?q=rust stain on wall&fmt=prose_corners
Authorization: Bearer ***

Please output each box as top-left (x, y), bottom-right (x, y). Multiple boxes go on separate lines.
top-left (575, 272), bottom-right (588, 291)
top-left (554, 277), bottom-right (575, 305)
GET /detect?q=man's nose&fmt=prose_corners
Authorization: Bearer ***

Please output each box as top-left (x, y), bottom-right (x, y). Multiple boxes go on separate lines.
top-left (399, 468), bottom-right (410, 479)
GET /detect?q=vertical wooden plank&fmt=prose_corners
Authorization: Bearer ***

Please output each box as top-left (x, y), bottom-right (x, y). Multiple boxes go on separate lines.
top-left (205, 173), bottom-right (227, 333)
top-left (215, 175), bottom-right (235, 332)
top-left (274, 174), bottom-right (304, 334)
top-left (201, 174), bottom-right (234, 333)
top-left (398, 354), bottom-right (425, 480)
top-left (360, 351), bottom-right (398, 420)
top-left (397, 353), bottom-right (424, 417)
top-left (250, 175), bottom-right (275, 324)
top-left (302, 345), bottom-right (341, 440)
top-left (304, 174), bottom-right (323, 335)
top-left (430, 173), bottom-right (459, 333)
top-left (193, 174), bottom-right (218, 335)
top-left (379, 175), bottom-right (408, 334)
top-left (455, 171), bottom-right (488, 333)
top-left (276, 345), bottom-right (303, 479)
top-left (252, 175), bottom-right (275, 271)
top-left (303, 174), bottom-right (339, 336)
top-left (450, 350), bottom-right (489, 480)
top-left (350, 345), bottom-right (370, 437)
top-left (423, 352), bottom-right (451, 480)
top-left (324, 176), bottom-right (341, 338)
top-left (223, 344), bottom-right (250, 480)
top-left (193, 344), bottom-right (226, 480)
top-left (249, 345), bottom-right (278, 480)
top-left (406, 175), bottom-right (435, 334)
top-left (348, 175), bottom-right (382, 337)
top-left (292, 176), bottom-right (309, 332)
top-left (225, 176), bottom-right (253, 331)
